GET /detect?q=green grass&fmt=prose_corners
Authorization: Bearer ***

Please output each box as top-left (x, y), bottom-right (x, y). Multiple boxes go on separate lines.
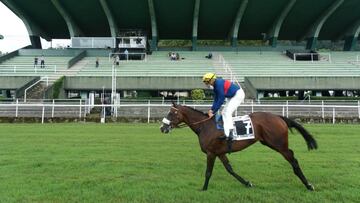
top-left (0, 123), bottom-right (359, 202)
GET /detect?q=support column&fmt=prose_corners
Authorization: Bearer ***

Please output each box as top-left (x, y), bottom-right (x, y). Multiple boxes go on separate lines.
top-left (344, 36), bottom-right (357, 51)
top-left (148, 0), bottom-right (158, 51)
top-left (1, 0), bottom-right (50, 48)
top-left (29, 36), bottom-right (42, 49)
top-left (339, 19), bottom-right (360, 51)
top-left (306, 37), bottom-right (317, 50)
top-left (51, 0), bottom-right (83, 37)
top-left (301, 0), bottom-right (344, 50)
top-left (267, 0), bottom-right (297, 47)
top-left (192, 0), bottom-right (200, 51)
top-left (230, 0), bottom-right (248, 47)
top-left (99, 0), bottom-right (119, 37)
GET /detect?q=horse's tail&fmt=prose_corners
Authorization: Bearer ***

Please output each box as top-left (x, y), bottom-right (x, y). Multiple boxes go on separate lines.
top-left (280, 116), bottom-right (318, 150)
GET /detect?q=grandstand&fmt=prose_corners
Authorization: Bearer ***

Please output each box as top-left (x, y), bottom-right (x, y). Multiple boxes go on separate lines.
top-left (1, 0), bottom-right (360, 101)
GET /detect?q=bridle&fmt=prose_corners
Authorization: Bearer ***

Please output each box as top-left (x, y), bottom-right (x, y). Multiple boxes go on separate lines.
top-left (163, 106), bottom-right (212, 128)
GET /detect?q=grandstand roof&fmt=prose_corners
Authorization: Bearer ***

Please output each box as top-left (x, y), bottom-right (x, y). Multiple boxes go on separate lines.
top-left (2, 0), bottom-right (360, 42)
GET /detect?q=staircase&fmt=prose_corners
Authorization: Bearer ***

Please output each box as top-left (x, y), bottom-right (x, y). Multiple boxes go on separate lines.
top-left (25, 83), bottom-right (48, 100)
top-left (23, 59), bottom-right (89, 102)
top-left (23, 76), bottom-right (57, 102)
top-left (212, 53), bottom-right (252, 99)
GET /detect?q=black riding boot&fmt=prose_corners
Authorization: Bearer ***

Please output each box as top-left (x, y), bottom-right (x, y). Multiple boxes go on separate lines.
top-left (227, 130), bottom-right (233, 153)
top-left (218, 130), bottom-right (234, 140)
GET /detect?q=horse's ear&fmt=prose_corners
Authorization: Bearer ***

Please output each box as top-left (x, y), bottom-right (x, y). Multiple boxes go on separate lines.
top-left (171, 101), bottom-right (176, 107)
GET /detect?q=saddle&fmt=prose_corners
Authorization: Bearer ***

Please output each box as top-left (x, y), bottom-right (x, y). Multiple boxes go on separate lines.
top-left (215, 114), bottom-right (255, 141)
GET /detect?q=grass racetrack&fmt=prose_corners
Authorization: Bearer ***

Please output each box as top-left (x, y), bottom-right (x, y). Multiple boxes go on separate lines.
top-left (0, 123), bottom-right (359, 202)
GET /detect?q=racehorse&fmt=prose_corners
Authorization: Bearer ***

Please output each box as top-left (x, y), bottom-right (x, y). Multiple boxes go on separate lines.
top-left (160, 103), bottom-right (317, 191)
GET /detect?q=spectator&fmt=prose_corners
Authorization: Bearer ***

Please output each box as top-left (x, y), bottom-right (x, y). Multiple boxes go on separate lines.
top-left (40, 55), bottom-right (45, 69)
top-left (95, 58), bottom-right (99, 68)
top-left (205, 53), bottom-right (213, 59)
top-left (170, 52), bottom-right (177, 60)
top-left (34, 56), bottom-right (38, 68)
top-left (115, 55), bottom-right (120, 66)
top-left (124, 49), bottom-right (129, 60)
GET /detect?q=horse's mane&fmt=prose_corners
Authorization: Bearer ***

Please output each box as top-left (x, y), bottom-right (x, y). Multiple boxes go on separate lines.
top-left (181, 105), bottom-right (208, 117)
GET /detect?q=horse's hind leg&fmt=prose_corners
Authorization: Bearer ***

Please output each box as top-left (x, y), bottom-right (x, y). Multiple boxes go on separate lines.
top-left (280, 149), bottom-right (314, 191)
top-left (218, 154), bottom-right (253, 187)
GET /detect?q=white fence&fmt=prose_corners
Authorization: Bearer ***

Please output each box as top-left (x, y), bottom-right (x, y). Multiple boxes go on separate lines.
top-left (0, 101), bottom-right (359, 124)
top-left (0, 65), bottom-right (58, 73)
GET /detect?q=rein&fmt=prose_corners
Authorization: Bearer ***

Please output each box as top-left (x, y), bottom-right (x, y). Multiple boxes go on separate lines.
top-left (171, 107), bottom-right (212, 128)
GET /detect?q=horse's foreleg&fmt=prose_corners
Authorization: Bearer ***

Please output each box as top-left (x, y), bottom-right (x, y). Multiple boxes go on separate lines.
top-left (281, 149), bottom-right (314, 191)
top-left (202, 153), bottom-right (216, 191)
top-left (218, 154), bottom-right (253, 187)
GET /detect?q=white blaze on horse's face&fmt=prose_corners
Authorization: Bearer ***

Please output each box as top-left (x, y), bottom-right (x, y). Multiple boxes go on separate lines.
top-left (160, 107), bottom-right (182, 134)
top-left (160, 117), bottom-right (172, 134)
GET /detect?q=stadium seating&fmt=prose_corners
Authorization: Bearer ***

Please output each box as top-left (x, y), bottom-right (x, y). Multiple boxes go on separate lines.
top-left (219, 51), bottom-right (360, 82)
top-left (0, 56), bottom-right (72, 76)
top-left (1, 51), bottom-right (359, 80)
top-left (77, 51), bottom-right (215, 76)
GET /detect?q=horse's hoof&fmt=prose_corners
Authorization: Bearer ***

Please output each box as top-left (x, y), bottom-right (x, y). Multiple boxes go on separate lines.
top-left (306, 184), bottom-right (315, 191)
top-left (246, 181), bottom-right (253, 188)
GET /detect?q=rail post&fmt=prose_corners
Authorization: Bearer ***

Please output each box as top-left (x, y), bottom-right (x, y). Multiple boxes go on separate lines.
top-left (14, 65), bottom-right (16, 73)
top-left (321, 100), bottom-right (324, 119)
top-left (42, 105), bottom-right (45, 124)
top-left (15, 99), bottom-right (18, 117)
top-left (282, 106), bottom-right (285, 117)
top-left (79, 99), bottom-right (82, 118)
top-left (52, 99), bottom-right (55, 118)
top-left (251, 100), bottom-right (254, 113)
top-left (332, 107), bottom-right (335, 124)
top-left (358, 100), bottom-right (360, 119)
top-left (147, 100), bottom-right (151, 123)
top-left (286, 100), bottom-right (289, 118)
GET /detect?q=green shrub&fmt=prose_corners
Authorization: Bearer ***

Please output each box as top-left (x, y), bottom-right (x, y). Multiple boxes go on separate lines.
top-left (191, 89), bottom-right (205, 101)
top-left (52, 76), bottom-right (64, 99)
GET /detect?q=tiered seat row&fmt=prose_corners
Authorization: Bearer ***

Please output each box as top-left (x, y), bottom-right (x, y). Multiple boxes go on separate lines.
top-left (77, 52), bottom-right (215, 76)
top-left (219, 51), bottom-right (360, 81)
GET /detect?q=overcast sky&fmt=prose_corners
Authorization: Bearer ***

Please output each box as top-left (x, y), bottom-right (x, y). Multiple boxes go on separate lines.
top-left (0, 2), bottom-right (69, 53)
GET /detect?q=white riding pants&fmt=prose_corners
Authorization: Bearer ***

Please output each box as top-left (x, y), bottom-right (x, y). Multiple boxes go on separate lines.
top-left (222, 88), bottom-right (245, 137)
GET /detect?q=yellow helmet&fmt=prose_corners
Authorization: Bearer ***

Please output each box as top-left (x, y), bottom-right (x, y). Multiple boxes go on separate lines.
top-left (202, 73), bottom-right (216, 83)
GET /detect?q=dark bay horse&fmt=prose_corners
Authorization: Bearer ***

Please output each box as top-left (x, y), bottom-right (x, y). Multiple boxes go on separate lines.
top-left (160, 103), bottom-right (317, 191)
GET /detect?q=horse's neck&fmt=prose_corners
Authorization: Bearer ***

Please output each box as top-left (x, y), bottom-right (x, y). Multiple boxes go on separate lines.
top-left (182, 107), bottom-right (208, 125)
top-left (181, 107), bottom-right (212, 139)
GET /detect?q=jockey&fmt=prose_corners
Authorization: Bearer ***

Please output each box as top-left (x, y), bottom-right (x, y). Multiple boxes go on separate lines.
top-left (202, 73), bottom-right (245, 141)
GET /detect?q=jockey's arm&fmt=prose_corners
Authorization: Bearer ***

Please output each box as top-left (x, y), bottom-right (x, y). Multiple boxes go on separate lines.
top-left (211, 89), bottom-right (225, 115)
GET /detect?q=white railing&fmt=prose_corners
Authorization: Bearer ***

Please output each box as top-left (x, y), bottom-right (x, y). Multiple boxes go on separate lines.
top-left (24, 76), bottom-right (49, 102)
top-left (0, 65), bottom-right (57, 73)
top-left (217, 54), bottom-right (242, 86)
top-left (0, 102), bottom-right (359, 124)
